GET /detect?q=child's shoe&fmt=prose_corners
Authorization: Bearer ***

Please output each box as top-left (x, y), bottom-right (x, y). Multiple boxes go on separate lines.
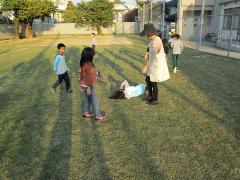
top-left (173, 67), bottom-right (177, 74)
top-left (66, 89), bottom-right (73, 93)
top-left (83, 112), bottom-right (95, 119)
top-left (150, 101), bottom-right (159, 105)
top-left (95, 115), bottom-right (109, 122)
top-left (50, 87), bottom-right (56, 93)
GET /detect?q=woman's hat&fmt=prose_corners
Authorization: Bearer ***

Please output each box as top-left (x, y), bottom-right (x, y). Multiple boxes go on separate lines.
top-left (139, 23), bottom-right (160, 37)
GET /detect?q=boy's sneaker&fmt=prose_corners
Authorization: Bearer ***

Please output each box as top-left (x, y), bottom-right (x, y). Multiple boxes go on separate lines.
top-left (95, 115), bottom-right (109, 122)
top-left (66, 89), bottom-right (73, 93)
top-left (50, 87), bottom-right (56, 93)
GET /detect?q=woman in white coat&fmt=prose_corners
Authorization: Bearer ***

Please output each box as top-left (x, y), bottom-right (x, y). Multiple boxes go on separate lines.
top-left (140, 24), bottom-right (170, 105)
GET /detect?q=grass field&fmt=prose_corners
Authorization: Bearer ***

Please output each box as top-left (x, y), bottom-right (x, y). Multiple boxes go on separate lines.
top-left (0, 35), bottom-right (240, 179)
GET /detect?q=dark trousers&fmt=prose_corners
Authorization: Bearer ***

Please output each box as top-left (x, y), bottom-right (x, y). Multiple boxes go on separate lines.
top-left (52, 71), bottom-right (71, 91)
top-left (172, 54), bottom-right (179, 68)
top-left (145, 76), bottom-right (158, 101)
top-left (92, 45), bottom-right (96, 50)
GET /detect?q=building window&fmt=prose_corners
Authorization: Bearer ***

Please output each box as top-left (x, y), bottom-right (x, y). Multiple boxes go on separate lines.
top-left (223, 7), bottom-right (240, 30)
top-left (233, 7), bottom-right (240, 30)
top-left (223, 8), bottom-right (233, 29)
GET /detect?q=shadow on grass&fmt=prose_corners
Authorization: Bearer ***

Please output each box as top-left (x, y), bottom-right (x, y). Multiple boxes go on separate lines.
top-left (114, 106), bottom-right (164, 178)
top-left (0, 50), bottom-right (11, 55)
top-left (96, 53), bottom-right (163, 178)
top-left (77, 105), bottom-right (112, 179)
top-left (104, 48), bottom-right (141, 74)
top-left (163, 83), bottom-right (226, 123)
top-left (180, 49), bottom-right (240, 138)
top-left (0, 39), bottom-right (59, 179)
top-left (108, 74), bottom-right (123, 94)
top-left (96, 51), bottom-right (134, 85)
top-left (39, 87), bottom-right (72, 179)
top-left (119, 47), bottom-right (144, 63)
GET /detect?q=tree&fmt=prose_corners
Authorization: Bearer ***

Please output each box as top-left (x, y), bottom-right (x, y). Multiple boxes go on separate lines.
top-left (76, 0), bottom-right (114, 35)
top-left (1, 0), bottom-right (55, 39)
top-left (1, 0), bottom-right (27, 39)
top-left (19, 0), bottom-right (55, 38)
top-left (63, 1), bottom-right (77, 23)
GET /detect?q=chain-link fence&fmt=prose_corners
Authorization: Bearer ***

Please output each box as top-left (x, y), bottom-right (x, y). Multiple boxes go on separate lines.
top-left (138, 0), bottom-right (240, 59)
top-left (178, 13), bottom-right (240, 59)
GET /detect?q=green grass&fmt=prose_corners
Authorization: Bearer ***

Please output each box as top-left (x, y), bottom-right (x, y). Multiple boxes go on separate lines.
top-left (0, 35), bottom-right (240, 179)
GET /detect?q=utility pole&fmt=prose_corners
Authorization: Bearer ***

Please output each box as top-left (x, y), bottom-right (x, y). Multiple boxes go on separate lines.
top-left (150, 0), bottom-right (153, 23)
top-left (161, 0), bottom-right (165, 36)
top-left (227, 14), bottom-right (234, 57)
top-left (143, 3), bottom-right (145, 24)
top-left (198, 0), bottom-right (205, 50)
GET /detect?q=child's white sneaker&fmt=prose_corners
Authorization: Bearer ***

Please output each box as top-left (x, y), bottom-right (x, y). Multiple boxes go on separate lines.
top-left (173, 67), bottom-right (177, 74)
top-left (50, 87), bottom-right (56, 93)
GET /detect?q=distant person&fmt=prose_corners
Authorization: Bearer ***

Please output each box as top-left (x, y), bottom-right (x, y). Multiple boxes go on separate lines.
top-left (162, 39), bottom-right (170, 55)
top-left (168, 34), bottom-right (174, 44)
top-left (140, 24), bottom-right (170, 105)
top-left (50, 43), bottom-right (72, 93)
top-left (80, 47), bottom-right (108, 122)
top-left (110, 80), bottom-right (146, 99)
top-left (171, 34), bottom-right (183, 73)
top-left (91, 33), bottom-right (97, 50)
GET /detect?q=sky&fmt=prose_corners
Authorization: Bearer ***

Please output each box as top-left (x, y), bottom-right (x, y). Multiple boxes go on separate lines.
top-left (72, 0), bottom-right (171, 7)
top-left (72, 0), bottom-right (137, 6)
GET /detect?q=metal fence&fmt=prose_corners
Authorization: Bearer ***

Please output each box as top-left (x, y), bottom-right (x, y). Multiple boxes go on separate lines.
top-left (178, 13), bottom-right (240, 59)
top-left (138, 0), bottom-right (240, 59)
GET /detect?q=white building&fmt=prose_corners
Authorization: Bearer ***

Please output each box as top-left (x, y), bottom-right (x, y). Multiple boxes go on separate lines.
top-left (52, 0), bottom-right (68, 23)
top-left (177, 0), bottom-right (240, 41)
top-left (110, 0), bottom-right (130, 22)
top-left (176, 0), bottom-right (215, 40)
top-left (214, 0), bottom-right (240, 39)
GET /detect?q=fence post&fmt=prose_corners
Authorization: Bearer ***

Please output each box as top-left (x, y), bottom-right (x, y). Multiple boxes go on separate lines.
top-left (198, 0), bottom-right (205, 50)
top-left (150, 0), bottom-right (153, 23)
top-left (227, 14), bottom-right (234, 57)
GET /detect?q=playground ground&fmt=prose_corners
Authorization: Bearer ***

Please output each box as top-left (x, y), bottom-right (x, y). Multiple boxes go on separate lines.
top-left (0, 35), bottom-right (240, 179)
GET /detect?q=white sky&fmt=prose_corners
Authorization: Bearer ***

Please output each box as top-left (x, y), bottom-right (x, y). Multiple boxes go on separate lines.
top-left (72, 0), bottom-right (171, 7)
top-left (73, 0), bottom-right (137, 6)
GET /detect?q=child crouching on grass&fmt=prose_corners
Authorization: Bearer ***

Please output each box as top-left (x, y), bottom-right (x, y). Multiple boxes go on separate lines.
top-left (79, 47), bottom-right (109, 122)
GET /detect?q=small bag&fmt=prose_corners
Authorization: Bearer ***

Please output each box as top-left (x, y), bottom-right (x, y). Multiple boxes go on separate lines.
top-left (87, 87), bottom-right (92, 95)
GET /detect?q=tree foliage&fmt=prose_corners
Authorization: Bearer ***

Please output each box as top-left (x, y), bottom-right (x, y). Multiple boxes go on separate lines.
top-left (1, 0), bottom-right (55, 39)
top-left (76, 0), bottom-right (114, 35)
top-left (63, 1), bottom-right (77, 23)
top-left (19, 0), bottom-right (55, 38)
top-left (1, 0), bottom-right (26, 39)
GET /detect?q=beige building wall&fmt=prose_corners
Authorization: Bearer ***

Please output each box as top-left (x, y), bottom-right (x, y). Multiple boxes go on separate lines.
top-left (177, 0), bottom-right (215, 36)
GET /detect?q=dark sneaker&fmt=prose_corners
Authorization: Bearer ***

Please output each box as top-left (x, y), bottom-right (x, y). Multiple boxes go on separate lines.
top-left (50, 87), bottom-right (56, 93)
top-left (143, 96), bottom-right (153, 102)
top-left (150, 101), bottom-right (159, 105)
top-left (95, 115), bottom-right (109, 122)
top-left (66, 89), bottom-right (73, 93)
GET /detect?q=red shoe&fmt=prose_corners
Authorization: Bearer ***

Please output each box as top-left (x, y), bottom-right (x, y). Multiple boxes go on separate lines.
top-left (95, 115), bottom-right (109, 122)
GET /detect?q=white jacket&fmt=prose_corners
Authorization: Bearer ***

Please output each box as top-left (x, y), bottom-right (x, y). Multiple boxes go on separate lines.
top-left (171, 39), bottom-right (183, 54)
top-left (147, 37), bottom-right (170, 83)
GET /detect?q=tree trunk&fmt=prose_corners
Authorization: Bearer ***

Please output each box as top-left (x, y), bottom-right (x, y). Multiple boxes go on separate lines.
top-left (25, 23), bottom-right (33, 39)
top-left (96, 26), bottom-right (103, 35)
top-left (15, 18), bottom-right (20, 40)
